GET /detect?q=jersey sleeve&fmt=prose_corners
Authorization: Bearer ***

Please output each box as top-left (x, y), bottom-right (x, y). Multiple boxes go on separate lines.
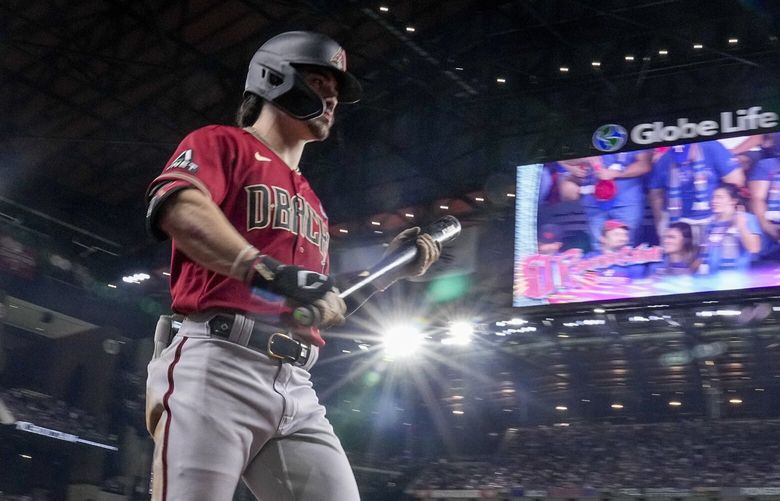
top-left (146, 126), bottom-right (233, 205)
top-left (707, 141), bottom-right (740, 179)
top-left (648, 152), bottom-right (669, 189)
top-left (749, 158), bottom-right (779, 182)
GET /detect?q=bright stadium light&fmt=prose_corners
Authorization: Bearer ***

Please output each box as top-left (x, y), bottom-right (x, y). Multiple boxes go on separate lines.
top-left (382, 324), bottom-right (424, 359)
top-left (122, 272), bottom-right (151, 284)
top-left (442, 321), bottom-right (474, 345)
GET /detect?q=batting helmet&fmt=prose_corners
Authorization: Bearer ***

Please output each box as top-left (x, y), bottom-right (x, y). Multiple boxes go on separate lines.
top-left (245, 31), bottom-right (362, 120)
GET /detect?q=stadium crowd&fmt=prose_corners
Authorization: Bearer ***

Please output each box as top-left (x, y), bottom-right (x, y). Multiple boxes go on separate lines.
top-left (410, 419), bottom-right (780, 491)
top-left (0, 387), bottom-right (112, 444)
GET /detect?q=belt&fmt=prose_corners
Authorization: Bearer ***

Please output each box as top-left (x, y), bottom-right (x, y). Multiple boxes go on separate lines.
top-left (198, 313), bottom-right (313, 366)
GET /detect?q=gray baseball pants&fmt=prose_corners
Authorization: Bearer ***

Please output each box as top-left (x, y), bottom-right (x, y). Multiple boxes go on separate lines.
top-left (145, 318), bottom-right (360, 500)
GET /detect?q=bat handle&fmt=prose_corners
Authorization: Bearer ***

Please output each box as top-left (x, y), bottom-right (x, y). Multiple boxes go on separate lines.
top-left (292, 304), bottom-right (321, 327)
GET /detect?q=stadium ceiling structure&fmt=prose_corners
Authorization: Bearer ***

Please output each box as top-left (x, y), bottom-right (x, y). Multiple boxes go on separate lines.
top-left (2, 0), bottom-right (780, 268)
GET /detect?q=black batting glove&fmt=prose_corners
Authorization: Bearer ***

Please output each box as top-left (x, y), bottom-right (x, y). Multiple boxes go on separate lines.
top-left (247, 254), bottom-right (333, 304)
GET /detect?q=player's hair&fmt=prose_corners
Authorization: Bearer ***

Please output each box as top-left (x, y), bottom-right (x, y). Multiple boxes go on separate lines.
top-left (236, 93), bottom-right (264, 127)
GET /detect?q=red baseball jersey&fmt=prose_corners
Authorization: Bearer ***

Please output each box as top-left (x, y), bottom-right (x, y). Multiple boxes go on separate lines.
top-left (148, 125), bottom-right (330, 316)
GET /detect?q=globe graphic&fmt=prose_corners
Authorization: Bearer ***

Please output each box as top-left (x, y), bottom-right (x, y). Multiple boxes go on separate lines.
top-left (593, 124), bottom-right (627, 152)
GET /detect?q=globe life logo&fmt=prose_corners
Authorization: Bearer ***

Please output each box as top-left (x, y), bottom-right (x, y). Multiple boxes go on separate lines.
top-left (592, 124), bottom-right (628, 152)
top-left (630, 106), bottom-right (779, 145)
top-left (593, 106), bottom-right (779, 151)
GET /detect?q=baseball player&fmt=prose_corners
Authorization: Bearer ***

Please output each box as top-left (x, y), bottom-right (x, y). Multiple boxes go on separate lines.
top-left (143, 31), bottom-right (440, 501)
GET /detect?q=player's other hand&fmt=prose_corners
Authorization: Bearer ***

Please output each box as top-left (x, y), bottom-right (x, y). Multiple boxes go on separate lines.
top-left (312, 287), bottom-right (347, 328)
top-left (387, 227), bottom-right (442, 279)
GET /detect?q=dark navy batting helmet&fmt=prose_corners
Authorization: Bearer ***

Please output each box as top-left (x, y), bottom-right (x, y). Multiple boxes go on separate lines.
top-left (245, 31), bottom-right (362, 120)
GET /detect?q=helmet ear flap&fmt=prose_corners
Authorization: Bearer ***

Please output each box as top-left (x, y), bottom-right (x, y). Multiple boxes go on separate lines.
top-left (245, 61), bottom-right (324, 120)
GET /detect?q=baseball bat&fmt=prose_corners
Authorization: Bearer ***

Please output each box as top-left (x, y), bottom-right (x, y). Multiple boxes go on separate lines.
top-left (292, 215), bottom-right (462, 327)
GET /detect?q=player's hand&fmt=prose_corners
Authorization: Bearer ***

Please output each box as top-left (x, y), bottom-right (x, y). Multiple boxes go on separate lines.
top-left (386, 227), bottom-right (442, 279)
top-left (248, 255), bottom-right (334, 304)
top-left (311, 287), bottom-right (346, 327)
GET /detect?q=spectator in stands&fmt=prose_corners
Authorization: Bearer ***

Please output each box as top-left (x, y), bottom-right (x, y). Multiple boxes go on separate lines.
top-left (649, 141), bottom-right (743, 245)
top-left (701, 184), bottom-right (761, 273)
top-left (537, 223), bottom-right (564, 255)
top-left (557, 151), bottom-right (652, 250)
top-left (652, 222), bottom-right (700, 275)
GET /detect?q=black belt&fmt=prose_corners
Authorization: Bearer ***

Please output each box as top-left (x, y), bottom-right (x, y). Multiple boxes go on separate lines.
top-left (206, 313), bottom-right (312, 366)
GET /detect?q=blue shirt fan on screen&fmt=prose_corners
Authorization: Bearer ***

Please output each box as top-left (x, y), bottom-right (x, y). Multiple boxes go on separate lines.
top-left (749, 157), bottom-right (780, 223)
top-left (556, 151), bottom-right (649, 251)
top-left (701, 215), bottom-right (761, 271)
top-left (650, 142), bottom-right (740, 222)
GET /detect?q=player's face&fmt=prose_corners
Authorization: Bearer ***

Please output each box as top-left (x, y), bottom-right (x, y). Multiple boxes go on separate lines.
top-left (663, 228), bottom-right (684, 254)
top-left (302, 68), bottom-right (339, 141)
top-left (603, 227), bottom-right (629, 251)
top-left (711, 188), bottom-right (736, 215)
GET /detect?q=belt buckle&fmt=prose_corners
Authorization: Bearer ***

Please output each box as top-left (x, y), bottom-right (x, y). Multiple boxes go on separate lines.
top-left (267, 332), bottom-right (296, 362)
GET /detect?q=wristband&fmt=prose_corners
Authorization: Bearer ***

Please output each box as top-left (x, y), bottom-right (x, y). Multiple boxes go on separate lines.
top-left (229, 244), bottom-right (259, 280)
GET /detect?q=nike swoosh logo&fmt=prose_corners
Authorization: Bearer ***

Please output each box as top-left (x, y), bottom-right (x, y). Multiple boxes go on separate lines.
top-left (255, 152), bottom-right (271, 162)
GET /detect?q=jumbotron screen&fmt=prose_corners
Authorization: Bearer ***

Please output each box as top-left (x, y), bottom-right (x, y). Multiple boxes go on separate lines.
top-left (513, 131), bottom-right (780, 308)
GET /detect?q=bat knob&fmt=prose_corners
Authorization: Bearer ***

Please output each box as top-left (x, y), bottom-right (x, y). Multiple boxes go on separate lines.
top-left (292, 305), bottom-right (320, 327)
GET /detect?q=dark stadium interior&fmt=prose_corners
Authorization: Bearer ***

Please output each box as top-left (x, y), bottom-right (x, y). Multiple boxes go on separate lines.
top-left (2, 1), bottom-right (780, 500)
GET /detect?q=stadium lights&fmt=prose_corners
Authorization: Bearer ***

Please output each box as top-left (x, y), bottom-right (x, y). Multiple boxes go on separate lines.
top-left (559, 67), bottom-right (569, 73)
top-left (382, 324), bottom-right (424, 359)
top-left (19, 454), bottom-right (31, 459)
top-left (442, 321), bottom-right (474, 346)
top-left (555, 405), bottom-right (567, 411)
top-left (339, 229), bottom-right (349, 234)
top-left (693, 43), bottom-right (703, 49)
top-left (696, 309), bottom-right (740, 317)
top-left (611, 403), bottom-right (624, 409)
top-left (658, 49), bottom-right (669, 55)
top-left (452, 410), bottom-right (464, 415)
top-left (379, 6), bottom-right (389, 12)
top-left (122, 273), bottom-right (150, 284)
top-left (591, 61), bottom-right (601, 67)
top-left (729, 398), bottom-right (743, 405)
top-left (728, 38), bottom-right (739, 45)
top-left (405, 26), bottom-right (415, 32)
top-left (455, 67), bottom-right (464, 71)
top-left (107, 284), bottom-right (117, 288)
top-left (668, 401), bottom-right (682, 407)
top-left (474, 197), bottom-right (484, 202)
top-left (496, 77), bottom-right (506, 84)
top-left (496, 326), bottom-right (536, 336)
top-left (625, 55), bottom-right (635, 61)
top-left (593, 308), bottom-right (606, 314)
top-left (496, 318), bottom-right (526, 327)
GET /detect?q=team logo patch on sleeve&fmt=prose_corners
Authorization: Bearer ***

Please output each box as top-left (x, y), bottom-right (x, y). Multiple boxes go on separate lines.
top-left (167, 149), bottom-right (199, 173)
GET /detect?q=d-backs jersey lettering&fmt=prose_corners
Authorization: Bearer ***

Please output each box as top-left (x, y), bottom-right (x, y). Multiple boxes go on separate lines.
top-left (147, 125), bottom-right (330, 315)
